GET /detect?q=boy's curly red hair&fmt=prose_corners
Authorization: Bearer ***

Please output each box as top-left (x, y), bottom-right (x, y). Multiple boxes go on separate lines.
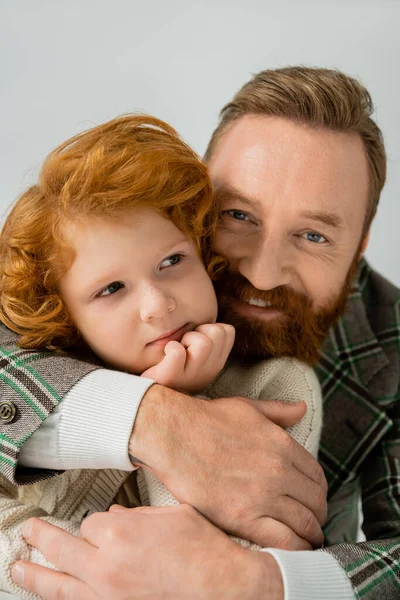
top-left (0, 115), bottom-right (221, 350)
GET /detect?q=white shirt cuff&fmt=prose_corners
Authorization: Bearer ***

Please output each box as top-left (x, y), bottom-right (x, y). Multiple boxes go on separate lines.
top-left (19, 369), bottom-right (154, 471)
top-left (262, 548), bottom-right (356, 600)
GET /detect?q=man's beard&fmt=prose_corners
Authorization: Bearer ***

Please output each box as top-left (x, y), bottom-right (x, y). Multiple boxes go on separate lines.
top-left (214, 256), bottom-right (360, 366)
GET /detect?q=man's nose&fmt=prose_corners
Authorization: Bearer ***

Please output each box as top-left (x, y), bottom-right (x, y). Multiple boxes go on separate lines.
top-left (139, 286), bottom-right (176, 322)
top-left (237, 239), bottom-right (292, 291)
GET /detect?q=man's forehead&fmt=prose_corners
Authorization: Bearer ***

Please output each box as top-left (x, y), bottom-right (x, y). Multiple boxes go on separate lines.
top-left (209, 116), bottom-right (370, 227)
top-left (208, 115), bottom-right (369, 175)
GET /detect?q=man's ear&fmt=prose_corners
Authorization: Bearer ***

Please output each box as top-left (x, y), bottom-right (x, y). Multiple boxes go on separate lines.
top-left (359, 231), bottom-right (370, 258)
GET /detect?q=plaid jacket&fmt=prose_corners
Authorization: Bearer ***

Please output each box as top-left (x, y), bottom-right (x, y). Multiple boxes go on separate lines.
top-left (0, 258), bottom-right (399, 599)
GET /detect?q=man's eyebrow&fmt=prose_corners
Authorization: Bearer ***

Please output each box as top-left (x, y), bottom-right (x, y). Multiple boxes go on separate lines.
top-left (214, 184), bottom-right (261, 210)
top-left (215, 184), bottom-right (344, 230)
top-left (300, 210), bottom-right (344, 230)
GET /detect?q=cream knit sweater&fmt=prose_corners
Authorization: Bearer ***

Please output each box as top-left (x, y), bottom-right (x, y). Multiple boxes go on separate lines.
top-left (0, 357), bottom-right (322, 598)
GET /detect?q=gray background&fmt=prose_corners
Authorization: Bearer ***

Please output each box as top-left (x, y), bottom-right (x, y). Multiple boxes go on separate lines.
top-left (1, 0), bottom-right (399, 284)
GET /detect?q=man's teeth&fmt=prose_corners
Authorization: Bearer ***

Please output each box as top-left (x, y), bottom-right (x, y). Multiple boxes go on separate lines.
top-left (247, 298), bottom-right (273, 308)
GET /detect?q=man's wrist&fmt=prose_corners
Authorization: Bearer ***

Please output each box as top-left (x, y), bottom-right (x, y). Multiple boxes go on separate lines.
top-left (128, 384), bottom-right (197, 471)
top-left (243, 549), bottom-right (284, 600)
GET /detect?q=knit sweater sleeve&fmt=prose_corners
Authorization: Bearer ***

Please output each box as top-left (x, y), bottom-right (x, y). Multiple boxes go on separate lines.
top-left (255, 358), bottom-right (323, 458)
top-left (0, 477), bottom-right (73, 597)
top-left (0, 469), bottom-right (127, 598)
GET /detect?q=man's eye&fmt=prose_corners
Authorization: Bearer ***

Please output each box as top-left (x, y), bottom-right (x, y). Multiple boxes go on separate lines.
top-left (99, 281), bottom-right (124, 297)
top-left (159, 254), bottom-right (183, 269)
top-left (303, 232), bottom-right (327, 244)
top-left (224, 210), bottom-right (250, 221)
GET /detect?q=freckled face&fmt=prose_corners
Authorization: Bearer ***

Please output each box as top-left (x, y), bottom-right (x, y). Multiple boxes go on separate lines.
top-left (208, 115), bottom-right (370, 312)
top-left (58, 208), bottom-right (218, 373)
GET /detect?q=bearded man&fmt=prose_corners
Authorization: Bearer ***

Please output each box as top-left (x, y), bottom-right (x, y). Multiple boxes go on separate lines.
top-left (2, 67), bottom-right (399, 600)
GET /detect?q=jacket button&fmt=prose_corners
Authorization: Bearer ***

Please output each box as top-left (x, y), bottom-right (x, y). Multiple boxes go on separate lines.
top-left (0, 401), bottom-right (17, 424)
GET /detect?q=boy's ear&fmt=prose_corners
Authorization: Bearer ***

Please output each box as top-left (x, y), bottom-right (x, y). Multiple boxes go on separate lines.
top-left (359, 231), bottom-right (370, 258)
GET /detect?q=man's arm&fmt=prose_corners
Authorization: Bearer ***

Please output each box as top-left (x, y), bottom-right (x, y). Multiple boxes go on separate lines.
top-left (129, 386), bottom-right (327, 547)
top-left (12, 505), bottom-right (284, 600)
top-left (12, 505), bottom-right (355, 600)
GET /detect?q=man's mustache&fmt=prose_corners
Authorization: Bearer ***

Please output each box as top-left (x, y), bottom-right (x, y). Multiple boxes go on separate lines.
top-left (214, 272), bottom-right (313, 319)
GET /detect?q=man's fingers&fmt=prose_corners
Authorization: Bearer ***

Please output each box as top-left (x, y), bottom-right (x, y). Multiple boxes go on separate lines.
top-left (109, 504), bottom-right (190, 516)
top-left (245, 398), bottom-right (307, 428)
top-left (12, 561), bottom-right (95, 600)
top-left (272, 496), bottom-right (324, 547)
top-left (291, 440), bottom-right (328, 496)
top-left (243, 516), bottom-right (313, 551)
top-left (86, 505), bottom-right (186, 544)
top-left (22, 518), bottom-right (96, 580)
top-left (129, 504), bottom-right (186, 514)
top-left (285, 465), bottom-right (328, 526)
top-left (80, 511), bottom-right (126, 547)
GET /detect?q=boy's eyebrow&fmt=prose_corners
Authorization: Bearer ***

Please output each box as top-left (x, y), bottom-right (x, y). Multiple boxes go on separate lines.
top-left (158, 234), bottom-right (191, 254)
top-left (214, 182), bottom-right (344, 230)
top-left (85, 271), bottom-right (122, 293)
top-left (84, 235), bottom-right (192, 294)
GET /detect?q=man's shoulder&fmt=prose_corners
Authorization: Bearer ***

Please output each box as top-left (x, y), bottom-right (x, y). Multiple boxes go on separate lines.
top-left (358, 258), bottom-right (400, 334)
top-left (0, 321), bottom-right (24, 349)
top-left (317, 258), bottom-right (400, 402)
top-left (359, 258), bottom-right (400, 306)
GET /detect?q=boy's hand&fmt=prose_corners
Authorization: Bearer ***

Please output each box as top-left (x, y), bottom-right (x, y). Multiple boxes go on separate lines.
top-left (142, 323), bottom-right (235, 392)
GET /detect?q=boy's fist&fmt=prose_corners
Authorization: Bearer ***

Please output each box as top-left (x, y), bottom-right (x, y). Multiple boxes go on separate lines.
top-left (142, 323), bottom-right (235, 392)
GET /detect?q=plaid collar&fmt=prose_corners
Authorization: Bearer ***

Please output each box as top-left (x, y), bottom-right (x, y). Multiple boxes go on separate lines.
top-left (316, 257), bottom-right (398, 497)
top-left (321, 258), bottom-right (391, 391)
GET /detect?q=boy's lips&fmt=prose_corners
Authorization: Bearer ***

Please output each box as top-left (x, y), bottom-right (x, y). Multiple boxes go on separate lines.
top-left (147, 323), bottom-right (191, 347)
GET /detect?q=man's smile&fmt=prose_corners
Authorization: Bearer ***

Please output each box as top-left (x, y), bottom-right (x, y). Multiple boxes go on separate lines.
top-left (247, 298), bottom-right (273, 308)
top-left (230, 297), bottom-right (286, 323)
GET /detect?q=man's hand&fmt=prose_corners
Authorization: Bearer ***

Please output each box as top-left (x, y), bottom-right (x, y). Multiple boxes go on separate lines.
top-left (12, 506), bottom-right (284, 600)
top-left (142, 323), bottom-right (235, 392)
top-left (130, 387), bottom-right (328, 550)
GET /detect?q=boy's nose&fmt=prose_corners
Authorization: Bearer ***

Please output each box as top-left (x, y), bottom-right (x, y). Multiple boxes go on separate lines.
top-left (139, 287), bottom-right (176, 322)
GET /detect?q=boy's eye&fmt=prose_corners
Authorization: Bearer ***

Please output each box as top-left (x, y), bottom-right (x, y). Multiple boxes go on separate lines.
top-left (159, 254), bottom-right (183, 270)
top-left (224, 209), bottom-right (250, 221)
top-left (98, 281), bottom-right (124, 297)
top-left (303, 232), bottom-right (327, 244)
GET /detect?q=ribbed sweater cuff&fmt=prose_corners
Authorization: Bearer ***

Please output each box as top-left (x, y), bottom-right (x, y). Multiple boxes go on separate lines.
top-left (58, 369), bottom-right (154, 471)
top-left (262, 548), bottom-right (356, 600)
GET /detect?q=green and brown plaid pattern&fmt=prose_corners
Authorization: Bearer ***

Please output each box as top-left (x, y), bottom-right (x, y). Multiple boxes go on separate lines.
top-left (0, 345), bottom-right (59, 480)
top-left (0, 259), bottom-right (399, 597)
top-left (315, 258), bottom-right (400, 598)
top-left (0, 323), bottom-right (99, 484)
